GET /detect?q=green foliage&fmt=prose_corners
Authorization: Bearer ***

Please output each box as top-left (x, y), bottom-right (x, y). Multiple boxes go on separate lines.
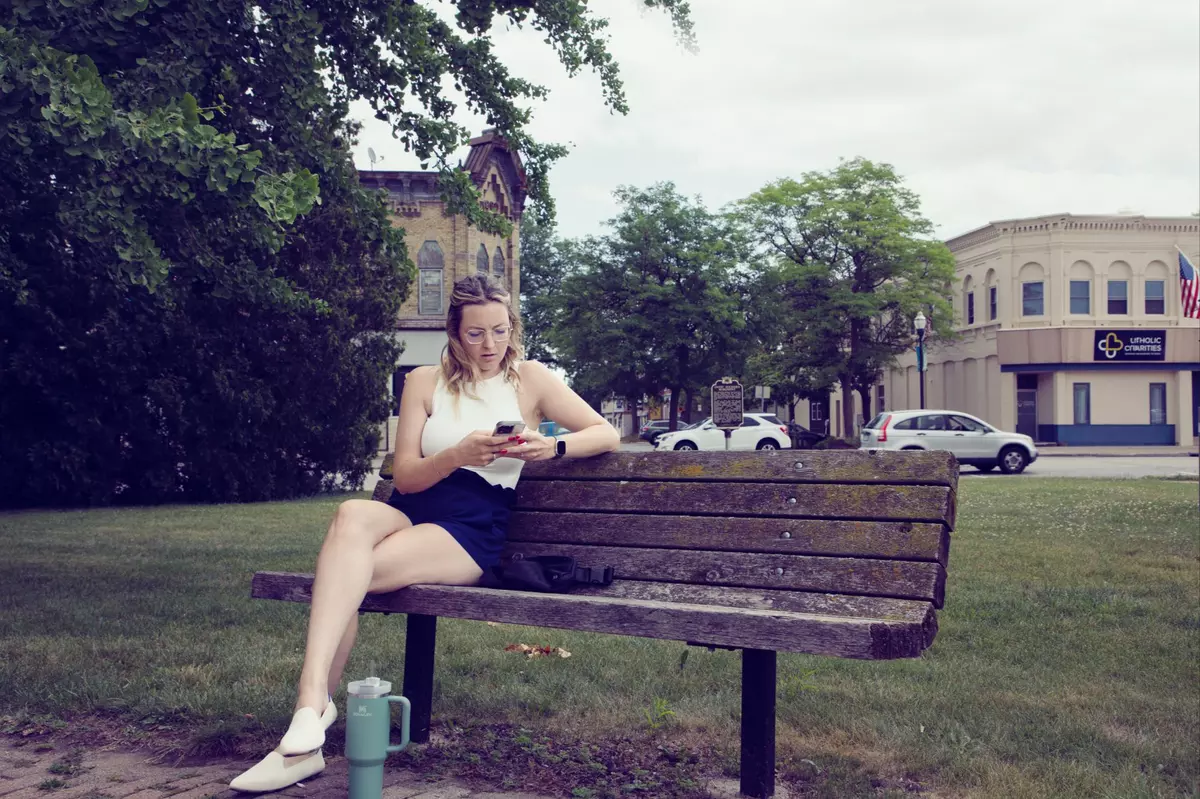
top-left (734, 158), bottom-right (956, 435)
top-left (642, 696), bottom-right (676, 730)
top-left (549, 183), bottom-right (751, 423)
top-left (517, 214), bottom-right (567, 366)
top-left (0, 0), bottom-right (693, 506)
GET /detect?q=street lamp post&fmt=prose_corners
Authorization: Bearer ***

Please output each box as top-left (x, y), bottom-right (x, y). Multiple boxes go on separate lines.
top-left (913, 312), bottom-right (927, 410)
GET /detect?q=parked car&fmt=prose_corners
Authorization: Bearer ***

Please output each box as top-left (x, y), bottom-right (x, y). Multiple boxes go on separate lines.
top-left (654, 413), bottom-right (792, 451)
top-left (640, 419), bottom-right (699, 444)
top-left (786, 421), bottom-right (824, 449)
top-left (639, 420), bottom-right (673, 443)
top-left (859, 410), bottom-right (1037, 474)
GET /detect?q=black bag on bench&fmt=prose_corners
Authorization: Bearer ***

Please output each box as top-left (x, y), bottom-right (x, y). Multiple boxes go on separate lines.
top-left (480, 555), bottom-right (614, 593)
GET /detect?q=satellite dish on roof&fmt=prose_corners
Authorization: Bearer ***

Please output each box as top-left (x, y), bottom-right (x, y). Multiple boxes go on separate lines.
top-left (368, 147), bottom-right (383, 168)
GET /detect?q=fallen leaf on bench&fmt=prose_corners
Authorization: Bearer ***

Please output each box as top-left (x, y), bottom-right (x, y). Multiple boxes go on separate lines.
top-left (504, 643), bottom-right (571, 659)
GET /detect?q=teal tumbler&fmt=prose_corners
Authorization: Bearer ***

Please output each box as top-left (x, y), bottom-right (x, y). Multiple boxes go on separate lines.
top-left (345, 677), bottom-right (411, 799)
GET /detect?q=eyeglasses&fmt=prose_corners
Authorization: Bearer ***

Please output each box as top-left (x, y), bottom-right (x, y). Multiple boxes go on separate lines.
top-left (463, 326), bottom-right (511, 345)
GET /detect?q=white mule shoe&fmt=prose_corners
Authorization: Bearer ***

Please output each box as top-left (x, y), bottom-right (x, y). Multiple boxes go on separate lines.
top-left (278, 697), bottom-right (337, 756)
top-left (229, 746), bottom-right (325, 793)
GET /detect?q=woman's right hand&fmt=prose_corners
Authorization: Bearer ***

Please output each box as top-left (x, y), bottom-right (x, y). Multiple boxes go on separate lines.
top-left (455, 430), bottom-right (523, 468)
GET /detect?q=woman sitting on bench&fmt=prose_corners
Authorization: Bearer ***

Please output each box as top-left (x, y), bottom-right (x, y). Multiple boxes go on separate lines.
top-left (232, 274), bottom-right (620, 792)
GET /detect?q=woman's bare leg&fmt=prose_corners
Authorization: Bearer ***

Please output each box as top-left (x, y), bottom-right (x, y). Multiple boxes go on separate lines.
top-left (296, 499), bottom-right (413, 713)
top-left (311, 517), bottom-right (484, 706)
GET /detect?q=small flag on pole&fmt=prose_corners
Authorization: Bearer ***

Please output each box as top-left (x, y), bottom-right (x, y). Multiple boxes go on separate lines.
top-left (1180, 249), bottom-right (1200, 319)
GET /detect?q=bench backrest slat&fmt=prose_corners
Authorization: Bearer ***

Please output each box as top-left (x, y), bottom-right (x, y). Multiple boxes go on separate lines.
top-left (517, 450), bottom-right (957, 485)
top-left (505, 541), bottom-right (946, 606)
top-left (513, 481), bottom-right (955, 526)
top-left (507, 512), bottom-right (948, 565)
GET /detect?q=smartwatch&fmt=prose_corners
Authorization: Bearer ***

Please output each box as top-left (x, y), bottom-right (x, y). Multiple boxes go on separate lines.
top-left (553, 436), bottom-right (567, 459)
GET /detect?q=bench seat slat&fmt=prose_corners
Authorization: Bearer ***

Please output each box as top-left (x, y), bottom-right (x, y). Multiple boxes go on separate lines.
top-left (507, 511), bottom-right (949, 565)
top-left (426, 450), bottom-right (959, 486)
top-left (567, 580), bottom-right (935, 631)
top-left (514, 481), bottom-right (955, 527)
top-left (250, 572), bottom-right (934, 660)
top-left (504, 542), bottom-right (946, 606)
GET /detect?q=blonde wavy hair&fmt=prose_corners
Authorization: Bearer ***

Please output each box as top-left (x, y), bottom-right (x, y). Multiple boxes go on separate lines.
top-left (441, 274), bottom-right (524, 400)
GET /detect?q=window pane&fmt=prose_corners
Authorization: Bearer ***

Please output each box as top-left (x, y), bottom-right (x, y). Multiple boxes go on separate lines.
top-left (492, 247), bottom-right (505, 278)
top-left (1145, 280), bottom-right (1165, 314)
top-left (1073, 383), bottom-right (1090, 425)
top-left (989, 286), bottom-right (997, 320)
top-left (1107, 280), bottom-right (1128, 314)
top-left (418, 269), bottom-right (442, 314)
top-left (1150, 383), bottom-right (1167, 425)
top-left (1069, 280), bottom-right (1090, 314)
top-left (477, 245), bottom-right (489, 274)
top-left (1022, 282), bottom-right (1044, 316)
top-left (967, 292), bottom-right (975, 324)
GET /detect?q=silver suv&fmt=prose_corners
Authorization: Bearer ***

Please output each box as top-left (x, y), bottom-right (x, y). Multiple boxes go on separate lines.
top-left (860, 410), bottom-right (1038, 474)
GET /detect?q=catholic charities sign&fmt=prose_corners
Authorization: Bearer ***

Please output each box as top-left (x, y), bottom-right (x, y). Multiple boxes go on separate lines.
top-left (1093, 330), bottom-right (1166, 362)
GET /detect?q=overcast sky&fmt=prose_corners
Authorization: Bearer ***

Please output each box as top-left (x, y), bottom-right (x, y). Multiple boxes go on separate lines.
top-left (348, 0), bottom-right (1200, 242)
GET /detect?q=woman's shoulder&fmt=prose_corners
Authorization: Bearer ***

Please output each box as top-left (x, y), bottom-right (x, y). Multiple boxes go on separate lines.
top-left (517, 360), bottom-right (552, 381)
top-left (408, 364), bottom-right (443, 389)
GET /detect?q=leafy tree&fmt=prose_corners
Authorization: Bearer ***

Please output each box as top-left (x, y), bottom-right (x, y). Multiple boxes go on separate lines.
top-left (550, 183), bottom-right (749, 431)
top-left (735, 158), bottom-right (956, 439)
top-left (517, 214), bottom-right (567, 366)
top-left (0, 0), bottom-right (692, 506)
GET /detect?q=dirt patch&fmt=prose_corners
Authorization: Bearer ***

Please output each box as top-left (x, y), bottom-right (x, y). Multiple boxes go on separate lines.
top-left (2, 709), bottom-right (928, 798)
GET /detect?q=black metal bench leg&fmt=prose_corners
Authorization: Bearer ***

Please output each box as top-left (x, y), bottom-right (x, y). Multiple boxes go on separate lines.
top-left (740, 648), bottom-right (776, 798)
top-left (402, 613), bottom-right (437, 743)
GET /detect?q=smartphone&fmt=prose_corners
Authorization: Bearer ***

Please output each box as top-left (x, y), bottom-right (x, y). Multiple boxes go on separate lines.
top-left (492, 420), bottom-right (526, 436)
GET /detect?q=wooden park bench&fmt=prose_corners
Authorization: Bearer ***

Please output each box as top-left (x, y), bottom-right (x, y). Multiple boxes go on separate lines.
top-left (253, 450), bottom-right (957, 798)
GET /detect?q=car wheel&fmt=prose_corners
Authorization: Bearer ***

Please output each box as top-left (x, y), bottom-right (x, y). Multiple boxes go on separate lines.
top-left (900, 445), bottom-right (924, 451)
top-left (998, 446), bottom-right (1028, 474)
top-left (673, 441), bottom-right (698, 451)
top-left (756, 439), bottom-right (779, 450)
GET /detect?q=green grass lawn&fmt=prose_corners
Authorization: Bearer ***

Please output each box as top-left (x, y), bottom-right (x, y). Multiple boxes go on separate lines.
top-left (1, 478), bottom-right (1197, 798)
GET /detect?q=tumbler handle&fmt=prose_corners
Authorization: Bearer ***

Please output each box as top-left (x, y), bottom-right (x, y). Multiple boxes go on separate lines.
top-left (385, 695), bottom-right (411, 753)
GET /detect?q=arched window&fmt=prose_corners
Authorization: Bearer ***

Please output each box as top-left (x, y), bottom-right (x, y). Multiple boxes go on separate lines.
top-left (1018, 262), bottom-right (1045, 316)
top-left (1069, 260), bottom-right (1094, 315)
top-left (492, 246), bottom-right (505, 280)
top-left (962, 275), bottom-right (975, 325)
top-left (476, 244), bottom-right (489, 274)
top-left (417, 241), bottom-right (444, 315)
top-left (1107, 260), bottom-right (1132, 315)
top-left (984, 268), bottom-right (998, 321)
top-left (1144, 260), bottom-right (1169, 315)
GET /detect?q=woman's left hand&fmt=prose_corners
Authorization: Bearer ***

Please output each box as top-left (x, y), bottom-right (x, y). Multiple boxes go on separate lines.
top-left (504, 428), bottom-right (556, 462)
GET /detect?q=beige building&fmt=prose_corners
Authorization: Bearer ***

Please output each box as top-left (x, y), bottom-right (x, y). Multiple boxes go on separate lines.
top-left (358, 130), bottom-right (527, 448)
top-left (817, 214), bottom-right (1200, 447)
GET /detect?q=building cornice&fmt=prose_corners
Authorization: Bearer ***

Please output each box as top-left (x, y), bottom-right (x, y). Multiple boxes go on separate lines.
top-left (946, 214), bottom-right (1200, 253)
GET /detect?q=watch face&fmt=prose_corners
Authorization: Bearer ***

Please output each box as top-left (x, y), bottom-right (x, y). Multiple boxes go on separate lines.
top-left (556, 438), bottom-right (567, 456)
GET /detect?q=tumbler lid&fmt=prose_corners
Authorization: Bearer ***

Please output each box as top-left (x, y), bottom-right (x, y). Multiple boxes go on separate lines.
top-left (347, 676), bottom-right (391, 698)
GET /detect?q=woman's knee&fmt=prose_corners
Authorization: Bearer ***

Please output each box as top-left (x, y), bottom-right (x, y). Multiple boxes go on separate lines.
top-left (326, 499), bottom-right (389, 546)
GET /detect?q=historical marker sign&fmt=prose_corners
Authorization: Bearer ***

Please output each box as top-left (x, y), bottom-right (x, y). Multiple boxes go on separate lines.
top-left (711, 378), bottom-right (744, 429)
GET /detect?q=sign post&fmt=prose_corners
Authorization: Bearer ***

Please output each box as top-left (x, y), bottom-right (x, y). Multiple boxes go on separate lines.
top-left (711, 378), bottom-right (744, 451)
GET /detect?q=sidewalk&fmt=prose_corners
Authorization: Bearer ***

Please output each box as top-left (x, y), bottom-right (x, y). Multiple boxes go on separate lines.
top-left (0, 745), bottom-right (554, 799)
top-left (1034, 445), bottom-right (1199, 457)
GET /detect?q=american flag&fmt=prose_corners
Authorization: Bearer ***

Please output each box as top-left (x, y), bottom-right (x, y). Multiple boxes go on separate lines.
top-left (1181, 250), bottom-right (1200, 319)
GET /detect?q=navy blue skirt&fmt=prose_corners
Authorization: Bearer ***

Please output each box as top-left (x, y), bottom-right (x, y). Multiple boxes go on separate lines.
top-left (384, 469), bottom-right (516, 571)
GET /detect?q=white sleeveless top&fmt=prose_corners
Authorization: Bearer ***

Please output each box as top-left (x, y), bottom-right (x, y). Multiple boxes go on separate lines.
top-left (421, 368), bottom-right (526, 489)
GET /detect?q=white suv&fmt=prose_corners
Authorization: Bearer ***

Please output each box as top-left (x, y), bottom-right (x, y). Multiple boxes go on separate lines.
top-left (860, 410), bottom-right (1037, 474)
top-left (655, 413), bottom-right (793, 451)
